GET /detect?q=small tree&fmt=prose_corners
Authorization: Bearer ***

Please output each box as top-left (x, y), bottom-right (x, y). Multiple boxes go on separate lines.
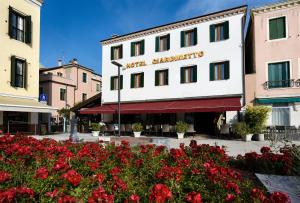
top-left (244, 106), bottom-right (270, 134)
top-left (57, 108), bottom-right (71, 119)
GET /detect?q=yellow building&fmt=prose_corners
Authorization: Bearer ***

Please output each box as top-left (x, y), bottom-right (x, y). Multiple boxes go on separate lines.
top-left (0, 0), bottom-right (55, 134)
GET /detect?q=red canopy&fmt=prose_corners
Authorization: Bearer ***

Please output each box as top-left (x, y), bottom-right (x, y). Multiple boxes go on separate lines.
top-left (79, 97), bottom-right (241, 115)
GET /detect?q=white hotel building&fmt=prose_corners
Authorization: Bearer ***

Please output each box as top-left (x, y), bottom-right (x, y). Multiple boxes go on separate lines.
top-left (82, 6), bottom-right (247, 134)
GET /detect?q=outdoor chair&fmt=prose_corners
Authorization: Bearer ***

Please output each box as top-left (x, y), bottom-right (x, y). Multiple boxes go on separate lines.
top-left (145, 125), bottom-right (152, 136)
top-left (186, 124), bottom-right (196, 137)
top-left (125, 124), bottom-right (133, 135)
top-left (153, 125), bottom-right (161, 136)
top-left (106, 124), bottom-right (115, 136)
top-left (170, 125), bottom-right (176, 136)
top-left (162, 124), bottom-right (170, 136)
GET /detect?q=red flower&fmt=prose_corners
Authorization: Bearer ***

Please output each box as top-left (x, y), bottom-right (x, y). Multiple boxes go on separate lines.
top-left (225, 182), bottom-right (240, 195)
top-left (46, 188), bottom-right (59, 198)
top-left (225, 193), bottom-right (235, 202)
top-left (110, 167), bottom-right (121, 176)
top-left (185, 192), bottom-right (202, 203)
top-left (95, 173), bottom-right (105, 184)
top-left (58, 195), bottom-right (76, 203)
top-left (52, 158), bottom-right (69, 171)
top-left (35, 167), bottom-right (48, 180)
top-left (0, 171), bottom-right (11, 183)
top-left (149, 184), bottom-right (172, 203)
top-left (129, 194), bottom-right (140, 202)
top-left (251, 188), bottom-right (266, 202)
top-left (261, 146), bottom-right (271, 154)
top-left (269, 192), bottom-right (291, 203)
top-left (61, 170), bottom-right (81, 187)
top-left (88, 187), bottom-right (114, 203)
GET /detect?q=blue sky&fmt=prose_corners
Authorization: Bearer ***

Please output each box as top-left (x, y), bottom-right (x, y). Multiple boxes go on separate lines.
top-left (40, 0), bottom-right (280, 74)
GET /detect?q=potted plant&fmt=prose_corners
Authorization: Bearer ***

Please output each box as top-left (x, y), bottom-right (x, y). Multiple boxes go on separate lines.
top-left (90, 123), bottom-right (101, 137)
top-left (175, 121), bottom-right (188, 139)
top-left (244, 106), bottom-right (270, 141)
top-left (132, 123), bottom-right (143, 137)
top-left (232, 122), bottom-right (252, 142)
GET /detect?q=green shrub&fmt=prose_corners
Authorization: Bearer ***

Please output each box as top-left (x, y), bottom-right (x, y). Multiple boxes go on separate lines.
top-left (244, 106), bottom-right (270, 133)
top-left (175, 121), bottom-right (188, 133)
top-left (232, 122), bottom-right (249, 137)
top-left (132, 123), bottom-right (143, 132)
top-left (90, 123), bottom-right (100, 131)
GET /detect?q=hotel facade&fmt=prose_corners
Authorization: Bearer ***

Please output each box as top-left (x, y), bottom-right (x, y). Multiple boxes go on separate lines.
top-left (82, 6), bottom-right (247, 134)
top-left (246, 0), bottom-right (300, 127)
top-left (0, 0), bottom-right (55, 133)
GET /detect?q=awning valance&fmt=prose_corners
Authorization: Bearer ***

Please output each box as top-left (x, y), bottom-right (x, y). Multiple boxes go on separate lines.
top-left (80, 97), bottom-right (241, 115)
top-left (256, 97), bottom-right (300, 104)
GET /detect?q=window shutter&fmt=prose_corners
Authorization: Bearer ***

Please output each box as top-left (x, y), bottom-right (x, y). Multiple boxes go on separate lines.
top-left (141, 40), bottom-right (145, 55)
top-left (210, 24), bottom-right (215, 42)
top-left (269, 19), bottom-right (277, 40)
top-left (110, 77), bottom-right (114, 90)
top-left (180, 67), bottom-right (184, 83)
top-left (180, 31), bottom-right (185, 47)
top-left (193, 28), bottom-right (197, 45)
top-left (25, 16), bottom-right (32, 44)
top-left (155, 36), bottom-right (159, 52)
top-left (210, 63), bottom-right (215, 81)
top-left (120, 75), bottom-right (123, 89)
top-left (140, 73), bottom-right (144, 87)
top-left (155, 71), bottom-right (159, 86)
top-left (8, 7), bottom-right (13, 38)
top-left (131, 42), bottom-right (135, 57)
top-left (277, 17), bottom-right (286, 38)
top-left (23, 61), bottom-right (27, 88)
top-left (224, 21), bottom-right (229, 40)
top-left (131, 74), bottom-right (134, 88)
top-left (10, 56), bottom-right (16, 87)
top-left (111, 47), bottom-right (114, 60)
top-left (119, 45), bottom-right (123, 59)
top-left (192, 66), bottom-right (197, 82)
top-left (165, 70), bottom-right (169, 85)
top-left (224, 61), bottom-right (230, 79)
top-left (167, 34), bottom-right (170, 50)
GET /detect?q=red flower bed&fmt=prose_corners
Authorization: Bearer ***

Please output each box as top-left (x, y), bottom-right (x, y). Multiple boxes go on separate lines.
top-left (0, 133), bottom-right (291, 202)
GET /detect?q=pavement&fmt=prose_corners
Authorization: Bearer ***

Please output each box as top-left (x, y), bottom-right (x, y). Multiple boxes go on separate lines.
top-left (31, 133), bottom-right (300, 157)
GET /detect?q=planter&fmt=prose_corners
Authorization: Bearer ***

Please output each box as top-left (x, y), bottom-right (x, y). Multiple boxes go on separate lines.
top-left (177, 132), bottom-right (185, 139)
top-left (243, 134), bottom-right (253, 142)
top-left (133, 132), bottom-right (141, 137)
top-left (99, 136), bottom-right (111, 142)
top-left (254, 133), bottom-right (264, 141)
top-left (92, 131), bottom-right (99, 137)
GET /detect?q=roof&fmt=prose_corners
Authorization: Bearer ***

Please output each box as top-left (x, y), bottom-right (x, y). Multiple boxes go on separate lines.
top-left (71, 93), bottom-right (102, 112)
top-left (101, 5), bottom-right (247, 45)
top-left (251, 0), bottom-right (300, 14)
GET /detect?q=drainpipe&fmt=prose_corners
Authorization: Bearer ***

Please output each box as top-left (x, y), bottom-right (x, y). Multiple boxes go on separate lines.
top-left (241, 15), bottom-right (246, 107)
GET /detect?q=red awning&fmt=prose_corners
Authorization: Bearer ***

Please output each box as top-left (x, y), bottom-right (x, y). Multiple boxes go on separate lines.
top-left (79, 97), bottom-right (241, 115)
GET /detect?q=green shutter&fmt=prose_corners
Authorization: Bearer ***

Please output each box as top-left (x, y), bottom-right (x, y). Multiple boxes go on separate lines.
top-left (165, 70), bottom-right (169, 85)
top-left (224, 61), bottom-right (230, 79)
top-left (269, 19), bottom-right (277, 40)
top-left (111, 47), bottom-right (114, 60)
top-left (141, 40), bottom-right (145, 55)
top-left (155, 36), bottom-right (159, 52)
top-left (131, 74), bottom-right (134, 88)
top-left (23, 61), bottom-right (27, 88)
top-left (141, 73), bottom-right (144, 87)
top-left (277, 17), bottom-right (286, 39)
top-left (224, 21), bottom-right (229, 40)
top-left (155, 71), bottom-right (159, 86)
top-left (119, 45), bottom-right (123, 59)
top-left (131, 42), bottom-right (135, 57)
top-left (167, 34), bottom-right (170, 50)
top-left (8, 7), bottom-right (13, 38)
top-left (11, 56), bottom-right (16, 87)
top-left (120, 75), bottom-right (123, 89)
top-left (110, 77), bottom-right (114, 90)
top-left (181, 31), bottom-right (185, 47)
top-left (192, 66), bottom-right (197, 82)
top-left (193, 28), bottom-right (197, 45)
top-left (210, 24), bottom-right (215, 42)
top-left (210, 63), bottom-right (215, 81)
top-left (25, 16), bottom-right (32, 44)
top-left (180, 67), bottom-right (184, 83)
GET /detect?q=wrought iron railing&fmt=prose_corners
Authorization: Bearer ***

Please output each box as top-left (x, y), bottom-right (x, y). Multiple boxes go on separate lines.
top-left (295, 79), bottom-right (300, 87)
top-left (264, 79), bottom-right (294, 89)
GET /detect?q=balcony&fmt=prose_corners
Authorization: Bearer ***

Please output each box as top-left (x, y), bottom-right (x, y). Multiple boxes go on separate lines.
top-left (264, 79), bottom-right (295, 89)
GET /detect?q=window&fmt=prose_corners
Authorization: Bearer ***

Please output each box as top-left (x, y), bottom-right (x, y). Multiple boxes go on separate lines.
top-left (111, 45), bottom-right (123, 60)
top-left (131, 40), bottom-right (145, 56)
top-left (82, 72), bottom-right (87, 83)
top-left (155, 34), bottom-right (170, 52)
top-left (96, 83), bottom-right (101, 92)
top-left (181, 28), bottom-right (197, 47)
top-left (155, 69), bottom-right (168, 86)
top-left (60, 88), bottom-right (66, 101)
top-left (11, 56), bottom-right (26, 88)
top-left (180, 66), bottom-right (197, 83)
top-left (210, 21), bottom-right (229, 42)
top-left (82, 93), bottom-right (87, 101)
top-left (210, 61), bottom-right (230, 81)
top-left (8, 7), bottom-right (31, 44)
top-left (272, 103), bottom-right (290, 126)
top-left (57, 72), bottom-right (63, 77)
top-left (268, 61), bottom-right (290, 88)
top-left (269, 17), bottom-right (286, 40)
top-left (110, 75), bottom-right (123, 90)
top-left (131, 73), bottom-right (144, 88)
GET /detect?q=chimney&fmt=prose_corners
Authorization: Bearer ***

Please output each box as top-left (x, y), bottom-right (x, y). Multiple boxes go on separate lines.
top-left (70, 58), bottom-right (78, 64)
top-left (57, 59), bottom-right (62, 66)
top-left (111, 34), bottom-right (119, 38)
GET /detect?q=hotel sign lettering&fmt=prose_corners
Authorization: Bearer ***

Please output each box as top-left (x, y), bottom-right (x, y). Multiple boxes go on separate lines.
top-left (125, 51), bottom-right (204, 69)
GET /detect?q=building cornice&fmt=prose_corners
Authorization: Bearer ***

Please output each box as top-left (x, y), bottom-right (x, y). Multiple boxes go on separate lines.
top-left (252, 0), bottom-right (300, 15)
top-left (101, 5), bottom-right (247, 46)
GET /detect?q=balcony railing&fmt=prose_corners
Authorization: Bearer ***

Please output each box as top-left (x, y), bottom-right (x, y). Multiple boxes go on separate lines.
top-left (264, 79), bottom-right (294, 89)
top-left (295, 79), bottom-right (300, 87)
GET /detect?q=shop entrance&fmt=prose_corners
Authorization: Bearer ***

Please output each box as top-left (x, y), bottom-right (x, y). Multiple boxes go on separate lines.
top-left (194, 112), bottom-right (221, 135)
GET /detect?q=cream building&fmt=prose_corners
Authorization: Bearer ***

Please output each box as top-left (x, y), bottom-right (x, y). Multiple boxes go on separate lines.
top-left (0, 0), bottom-right (55, 134)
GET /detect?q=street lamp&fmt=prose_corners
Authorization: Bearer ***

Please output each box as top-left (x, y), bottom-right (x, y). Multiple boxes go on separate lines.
top-left (111, 61), bottom-right (122, 137)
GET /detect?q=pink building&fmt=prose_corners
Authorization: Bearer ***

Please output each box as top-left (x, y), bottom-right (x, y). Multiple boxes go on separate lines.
top-left (246, 0), bottom-right (300, 127)
top-left (40, 59), bottom-right (102, 123)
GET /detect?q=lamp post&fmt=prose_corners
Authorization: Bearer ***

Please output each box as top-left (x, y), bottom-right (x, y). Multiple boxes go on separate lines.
top-left (111, 61), bottom-right (122, 137)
